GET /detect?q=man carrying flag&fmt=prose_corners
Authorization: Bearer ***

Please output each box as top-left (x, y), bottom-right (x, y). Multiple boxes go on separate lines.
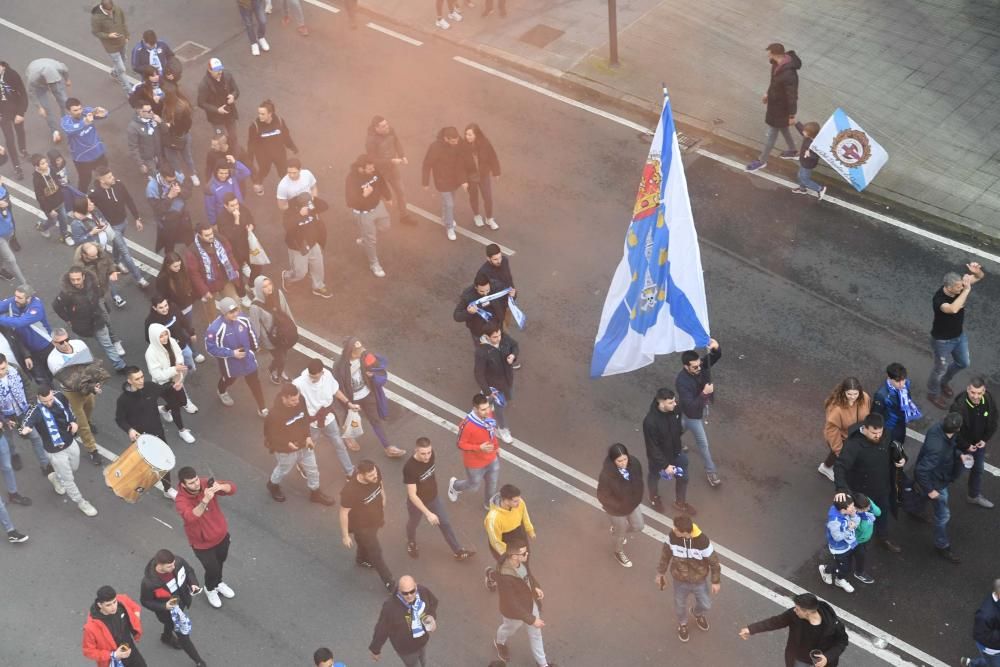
top-left (454, 274), bottom-right (509, 346)
top-left (591, 89), bottom-right (711, 378)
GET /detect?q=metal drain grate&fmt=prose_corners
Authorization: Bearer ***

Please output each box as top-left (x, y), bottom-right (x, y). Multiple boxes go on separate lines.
top-left (174, 41), bottom-right (211, 62)
top-left (519, 24), bottom-right (565, 49)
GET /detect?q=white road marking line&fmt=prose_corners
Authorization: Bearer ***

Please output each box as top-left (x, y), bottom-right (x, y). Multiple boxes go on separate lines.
top-left (366, 22), bottom-right (423, 46)
top-left (0, 17), bottom-right (139, 87)
top-left (6, 189), bottom-right (935, 665)
top-left (152, 517), bottom-right (174, 530)
top-left (907, 427), bottom-right (1000, 476)
top-left (303, 0), bottom-right (341, 12)
top-left (406, 203), bottom-right (516, 255)
top-left (453, 55), bottom-right (1000, 267)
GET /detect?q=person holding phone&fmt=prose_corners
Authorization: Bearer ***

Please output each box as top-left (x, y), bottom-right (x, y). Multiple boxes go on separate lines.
top-left (738, 592), bottom-right (849, 666)
top-left (82, 585), bottom-right (145, 667)
top-left (174, 466), bottom-right (237, 609)
top-left (139, 548), bottom-right (206, 666)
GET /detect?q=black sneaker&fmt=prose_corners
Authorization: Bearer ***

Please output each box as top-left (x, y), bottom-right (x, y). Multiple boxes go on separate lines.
top-left (356, 559), bottom-right (374, 568)
top-left (484, 566), bottom-right (497, 592)
top-left (269, 370), bottom-right (281, 385)
top-left (494, 639), bottom-right (510, 661)
top-left (7, 530), bottom-right (28, 543)
top-left (10, 452), bottom-right (22, 471)
top-left (13, 165), bottom-right (24, 180)
top-left (89, 421), bottom-right (99, 435)
top-left (453, 548), bottom-right (475, 561)
top-left (308, 490), bottom-right (336, 506)
top-left (650, 495), bottom-right (664, 511)
top-left (160, 632), bottom-right (182, 650)
top-left (87, 449), bottom-right (103, 466)
top-left (694, 615), bottom-right (710, 631)
top-left (678, 624), bottom-right (690, 642)
top-left (673, 501), bottom-right (697, 516)
top-left (266, 481), bottom-right (286, 502)
top-left (7, 493), bottom-right (31, 506)
top-left (407, 541), bottom-right (419, 559)
top-left (936, 547), bottom-right (961, 564)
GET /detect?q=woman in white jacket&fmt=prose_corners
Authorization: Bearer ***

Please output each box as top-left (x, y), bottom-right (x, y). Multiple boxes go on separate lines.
top-left (145, 322), bottom-right (198, 443)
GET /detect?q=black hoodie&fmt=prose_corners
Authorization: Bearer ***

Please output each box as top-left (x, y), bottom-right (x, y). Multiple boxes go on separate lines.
top-left (596, 454), bottom-right (644, 516)
top-left (746, 601), bottom-right (849, 667)
top-left (0, 64), bottom-right (29, 116)
top-left (140, 555), bottom-right (200, 618)
top-left (144, 302), bottom-right (195, 350)
top-left (421, 132), bottom-right (475, 192)
top-left (765, 51), bottom-right (801, 128)
top-left (247, 114), bottom-right (297, 164)
top-left (642, 399), bottom-right (684, 474)
top-left (115, 381), bottom-right (166, 440)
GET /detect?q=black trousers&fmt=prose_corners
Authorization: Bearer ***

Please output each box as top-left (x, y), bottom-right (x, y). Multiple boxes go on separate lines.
top-left (193, 532), bottom-right (231, 590)
top-left (156, 610), bottom-right (204, 663)
top-left (122, 645), bottom-right (147, 667)
top-left (252, 150), bottom-right (287, 185)
top-left (0, 113), bottom-right (26, 166)
top-left (218, 371), bottom-right (265, 410)
top-left (353, 527), bottom-right (393, 586)
top-left (74, 153), bottom-right (109, 191)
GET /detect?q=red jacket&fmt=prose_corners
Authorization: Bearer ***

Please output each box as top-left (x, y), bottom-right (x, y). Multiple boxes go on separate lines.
top-left (175, 477), bottom-right (237, 549)
top-left (82, 594), bottom-right (143, 667)
top-left (457, 413), bottom-right (500, 469)
top-left (184, 234), bottom-right (238, 297)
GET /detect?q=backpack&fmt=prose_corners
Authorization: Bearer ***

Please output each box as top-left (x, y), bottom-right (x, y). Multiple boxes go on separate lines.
top-left (268, 310), bottom-right (298, 350)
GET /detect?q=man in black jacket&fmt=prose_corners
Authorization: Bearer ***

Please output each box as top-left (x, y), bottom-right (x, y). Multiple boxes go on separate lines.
top-left (196, 59), bottom-right (239, 150)
top-left (961, 578), bottom-right (1000, 667)
top-left (950, 376), bottom-right (997, 509)
top-left (454, 273), bottom-right (508, 345)
top-left (52, 267), bottom-right (126, 371)
top-left (262, 383), bottom-right (334, 505)
top-left (139, 548), bottom-right (206, 665)
top-left (369, 575), bottom-right (438, 665)
top-left (474, 323), bottom-right (517, 445)
top-left (833, 413), bottom-right (904, 553)
top-left (675, 339), bottom-right (721, 487)
top-left (365, 116), bottom-right (411, 223)
top-left (115, 365), bottom-right (174, 497)
top-left (421, 126), bottom-right (474, 242)
top-left (0, 61), bottom-right (29, 180)
top-left (746, 42), bottom-right (802, 172)
top-left (643, 387), bottom-right (694, 514)
top-left (494, 538), bottom-right (555, 666)
top-left (345, 154), bottom-right (392, 279)
top-left (915, 412), bottom-right (966, 563)
top-left (739, 592), bottom-right (849, 667)
top-left (89, 167), bottom-right (148, 287)
top-left (281, 192), bottom-right (330, 297)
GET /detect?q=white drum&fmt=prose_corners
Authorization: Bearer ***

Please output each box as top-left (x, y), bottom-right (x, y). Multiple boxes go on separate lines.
top-left (104, 434), bottom-right (176, 503)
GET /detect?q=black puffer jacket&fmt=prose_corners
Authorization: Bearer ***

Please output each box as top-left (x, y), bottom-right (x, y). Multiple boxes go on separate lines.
top-left (52, 271), bottom-right (106, 337)
top-left (115, 381), bottom-right (166, 440)
top-left (139, 555), bottom-right (200, 619)
top-left (597, 454), bottom-right (644, 516)
top-left (765, 51), bottom-right (801, 127)
top-left (474, 333), bottom-right (518, 400)
top-left (642, 399), bottom-right (684, 473)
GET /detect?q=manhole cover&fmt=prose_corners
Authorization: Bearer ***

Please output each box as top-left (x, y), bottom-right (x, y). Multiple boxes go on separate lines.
top-left (174, 41), bottom-right (211, 63)
top-left (519, 24), bottom-right (564, 49)
top-left (676, 131), bottom-right (700, 151)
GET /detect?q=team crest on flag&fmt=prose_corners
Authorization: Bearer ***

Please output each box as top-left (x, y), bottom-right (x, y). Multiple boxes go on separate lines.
top-left (812, 108), bottom-right (888, 191)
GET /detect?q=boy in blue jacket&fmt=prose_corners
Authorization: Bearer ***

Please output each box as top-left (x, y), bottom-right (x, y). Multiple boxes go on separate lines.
top-left (819, 495), bottom-right (858, 593)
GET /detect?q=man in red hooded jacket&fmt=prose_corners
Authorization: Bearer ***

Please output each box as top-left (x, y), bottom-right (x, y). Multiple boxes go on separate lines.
top-left (82, 585), bottom-right (144, 667)
top-left (174, 465), bottom-right (237, 609)
top-left (447, 393), bottom-right (501, 510)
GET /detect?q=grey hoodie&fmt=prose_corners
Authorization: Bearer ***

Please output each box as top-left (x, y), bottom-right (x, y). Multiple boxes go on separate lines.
top-left (247, 275), bottom-right (294, 350)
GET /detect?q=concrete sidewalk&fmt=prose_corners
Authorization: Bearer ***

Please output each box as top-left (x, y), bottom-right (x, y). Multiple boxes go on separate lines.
top-left (358, 0), bottom-right (1000, 241)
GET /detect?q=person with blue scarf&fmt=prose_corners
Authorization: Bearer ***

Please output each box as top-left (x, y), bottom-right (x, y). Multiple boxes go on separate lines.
top-left (872, 362), bottom-right (922, 444)
top-left (369, 575), bottom-right (439, 666)
top-left (0, 184), bottom-right (27, 285)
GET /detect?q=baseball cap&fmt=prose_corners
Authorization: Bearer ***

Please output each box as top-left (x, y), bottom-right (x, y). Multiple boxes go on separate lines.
top-left (208, 58), bottom-right (224, 72)
top-left (217, 297), bottom-right (238, 313)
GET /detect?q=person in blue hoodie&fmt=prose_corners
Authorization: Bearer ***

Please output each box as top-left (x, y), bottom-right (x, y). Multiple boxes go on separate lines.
top-left (60, 98), bottom-right (109, 190)
top-left (203, 157), bottom-right (251, 226)
top-left (205, 296), bottom-right (266, 415)
top-left (0, 284), bottom-right (54, 382)
top-left (872, 362), bottom-right (921, 445)
top-left (818, 495), bottom-right (858, 594)
top-left (0, 189), bottom-right (26, 285)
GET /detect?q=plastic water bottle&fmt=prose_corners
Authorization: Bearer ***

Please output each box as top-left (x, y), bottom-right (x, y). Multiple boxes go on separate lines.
top-left (659, 466), bottom-right (685, 481)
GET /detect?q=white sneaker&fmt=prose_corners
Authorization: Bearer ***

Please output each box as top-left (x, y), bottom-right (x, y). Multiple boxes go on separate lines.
top-left (77, 499), bottom-right (98, 517)
top-left (137, 277), bottom-right (150, 288)
top-left (205, 588), bottom-right (223, 608)
top-left (818, 564), bottom-right (832, 585)
top-left (448, 10), bottom-right (463, 21)
top-left (834, 578), bottom-right (855, 593)
top-left (241, 295), bottom-right (252, 308)
top-left (371, 263), bottom-right (386, 278)
top-left (184, 400), bottom-right (199, 414)
top-left (258, 37), bottom-right (271, 52)
top-left (163, 487), bottom-right (178, 500)
top-left (817, 463), bottom-right (835, 482)
top-left (258, 408), bottom-right (269, 418)
top-left (447, 476), bottom-right (459, 502)
top-left (486, 218), bottom-right (499, 230)
top-left (53, 130), bottom-right (62, 143)
top-left (114, 341), bottom-right (126, 356)
top-left (435, 18), bottom-right (450, 29)
top-left (497, 428), bottom-right (513, 444)
top-left (446, 229), bottom-right (457, 241)
top-left (47, 471), bottom-right (66, 495)
top-left (473, 215), bottom-right (485, 227)
top-left (178, 429), bottom-right (196, 444)
top-left (216, 581), bottom-right (236, 598)
top-left (218, 391), bottom-right (235, 407)
top-left (159, 405), bottom-right (173, 423)
top-left (251, 43), bottom-right (261, 56)
top-left (194, 353), bottom-right (206, 363)
top-left (191, 174), bottom-right (201, 187)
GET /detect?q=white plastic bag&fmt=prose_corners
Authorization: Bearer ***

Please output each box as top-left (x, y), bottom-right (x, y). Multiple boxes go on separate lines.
top-left (247, 230), bottom-right (271, 266)
top-left (342, 408), bottom-right (364, 439)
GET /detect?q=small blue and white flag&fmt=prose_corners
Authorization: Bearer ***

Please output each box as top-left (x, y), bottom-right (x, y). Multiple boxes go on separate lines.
top-left (590, 90), bottom-right (711, 378)
top-left (811, 108), bottom-right (888, 191)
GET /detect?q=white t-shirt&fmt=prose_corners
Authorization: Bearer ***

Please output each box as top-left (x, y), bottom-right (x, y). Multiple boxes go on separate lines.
top-left (292, 369), bottom-right (340, 426)
top-left (349, 359), bottom-right (370, 400)
top-left (276, 169), bottom-right (317, 202)
top-left (47, 340), bottom-right (91, 375)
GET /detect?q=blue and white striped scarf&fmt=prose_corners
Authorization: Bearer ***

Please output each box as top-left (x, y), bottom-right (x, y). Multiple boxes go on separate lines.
top-left (194, 235), bottom-right (238, 284)
top-left (39, 397), bottom-right (71, 448)
top-left (466, 409), bottom-right (497, 439)
top-left (396, 591), bottom-right (426, 639)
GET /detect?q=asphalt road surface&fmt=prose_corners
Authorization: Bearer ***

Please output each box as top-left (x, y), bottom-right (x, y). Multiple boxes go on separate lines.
top-left (0, 2), bottom-right (997, 666)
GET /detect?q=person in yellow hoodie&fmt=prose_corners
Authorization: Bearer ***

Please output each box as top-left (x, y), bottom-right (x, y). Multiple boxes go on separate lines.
top-left (484, 483), bottom-right (535, 592)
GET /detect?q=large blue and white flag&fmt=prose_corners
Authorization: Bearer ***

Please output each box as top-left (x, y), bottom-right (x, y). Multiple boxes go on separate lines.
top-left (811, 108), bottom-right (888, 192)
top-left (590, 90), bottom-right (710, 378)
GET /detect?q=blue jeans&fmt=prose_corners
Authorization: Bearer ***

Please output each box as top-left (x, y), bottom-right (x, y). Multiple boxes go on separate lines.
top-left (31, 80), bottom-right (69, 134)
top-left (798, 166), bottom-right (822, 192)
top-left (453, 456), bottom-right (500, 506)
top-left (311, 420), bottom-right (354, 476)
top-left (673, 579), bottom-right (711, 625)
top-left (110, 221), bottom-right (143, 281)
top-left (968, 446), bottom-right (986, 499)
top-left (406, 496), bottom-right (462, 553)
top-left (181, 344), bottom-right (196, 372)
top-left (758, 125), bottom-right (796, 162)
top-left (163, 133), bottom-right (196, 177)
top-left (927, 333), bottom-right (970, 397)
top-left (239, 0), bottom-right (267, 43)
top-left (357, 392), bottom-right (393, 450)
top-left (0, 493), bottom-right (13, 532)
top-left (931, 487), bottom-right (951, 549)
top-left (283, 0), bottom-right (305, 26)
top-left (440, 190), bottom-right (456, 230)
top-left (94, 324), bottom-right (126, 370)
top-left (970, 646), bottom-right (1000, 667)
top-left (40, 204), bottom-right (71, 235)
top-left (0, 435), bottom-right (19, 495)
top-left (108, 48), bottom-right (131, 95)
top-left (647, 451), bottom-right (689, 503)
top-left (681, 416), bottom-right (717, 474)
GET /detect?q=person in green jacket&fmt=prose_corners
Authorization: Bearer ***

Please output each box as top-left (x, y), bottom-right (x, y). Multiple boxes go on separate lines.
top-left (90, 1), bottom-right (131, 95)
top-left (852, 492), bottom-right (881, 586)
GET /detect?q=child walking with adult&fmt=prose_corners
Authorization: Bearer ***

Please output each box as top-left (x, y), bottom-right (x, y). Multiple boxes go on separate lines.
top-left (819, 495), bottom-right (859, 593)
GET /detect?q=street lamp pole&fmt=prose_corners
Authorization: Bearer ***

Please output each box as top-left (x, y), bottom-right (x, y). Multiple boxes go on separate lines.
top-left (608, 0), bottom-right (619, 67)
